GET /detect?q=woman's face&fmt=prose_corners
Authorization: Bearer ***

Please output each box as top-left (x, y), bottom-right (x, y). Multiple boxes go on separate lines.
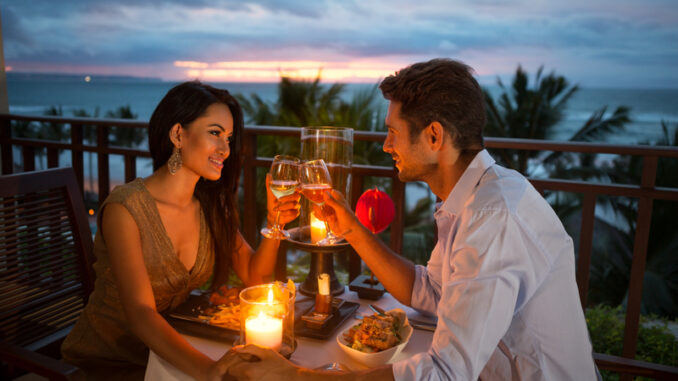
top-left (178, 102), bottom-right (234, 181)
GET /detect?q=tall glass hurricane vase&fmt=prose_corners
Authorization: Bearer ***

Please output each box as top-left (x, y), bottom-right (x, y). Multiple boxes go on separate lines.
top-left (300, 127), bottom-right (353, 243)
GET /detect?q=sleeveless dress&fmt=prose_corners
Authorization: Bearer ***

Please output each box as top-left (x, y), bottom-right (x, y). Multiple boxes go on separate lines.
top-left (61, 178), bottom-right (214, 380)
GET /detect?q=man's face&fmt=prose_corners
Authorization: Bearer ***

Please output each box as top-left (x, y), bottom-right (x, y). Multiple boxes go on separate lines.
top-left (383, 101), bottom-right (434, 182)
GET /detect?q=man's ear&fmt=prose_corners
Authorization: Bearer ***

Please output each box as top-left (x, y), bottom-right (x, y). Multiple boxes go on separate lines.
top-left (426, 121), bottom-right (445, 151)
top-left (169, 123), bottom-right (183, 147)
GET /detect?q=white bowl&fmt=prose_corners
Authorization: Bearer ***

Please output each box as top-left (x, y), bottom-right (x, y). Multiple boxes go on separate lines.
top-left (336, 308), bottom-right (413, 368)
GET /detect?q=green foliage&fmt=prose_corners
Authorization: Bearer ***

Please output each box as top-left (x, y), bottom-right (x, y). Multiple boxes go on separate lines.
top-left (586, 305), bottom-right (678, 380)
top-left (105, 105), bottom-right (145, 147)
top-left (601, 122), bottom-right (678, 318)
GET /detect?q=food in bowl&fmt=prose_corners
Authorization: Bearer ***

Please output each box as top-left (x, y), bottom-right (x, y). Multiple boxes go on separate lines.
top-left (336, 308), bottom-right (413, 367)
top-left (343, 313), bottom-right (402, 353)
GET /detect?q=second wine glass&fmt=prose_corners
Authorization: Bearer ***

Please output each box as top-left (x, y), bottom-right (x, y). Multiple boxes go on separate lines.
top-left (300, 159), bottom-right (341, 245)
top-left (261, 155), bottom-right (300, 240)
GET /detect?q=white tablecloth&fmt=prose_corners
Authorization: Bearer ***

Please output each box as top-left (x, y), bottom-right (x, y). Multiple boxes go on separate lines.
top-left (145, 287), bottom-right (435, 380)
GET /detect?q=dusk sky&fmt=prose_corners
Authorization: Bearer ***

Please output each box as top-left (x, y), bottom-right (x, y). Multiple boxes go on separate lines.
top-left (2, 0), bottom-right (677, 88)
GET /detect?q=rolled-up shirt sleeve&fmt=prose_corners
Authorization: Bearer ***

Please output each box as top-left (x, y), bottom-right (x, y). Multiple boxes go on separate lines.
top-left (410, 265), bottom-right (440, 315)
top-left (393, 210), bottom-right (539, 381)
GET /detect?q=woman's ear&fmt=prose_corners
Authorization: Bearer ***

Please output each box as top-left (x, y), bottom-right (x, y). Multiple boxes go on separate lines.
top-left (168, 123), bottom-right (183, 148)
top-left (427, 121), bottom-right (445, 151)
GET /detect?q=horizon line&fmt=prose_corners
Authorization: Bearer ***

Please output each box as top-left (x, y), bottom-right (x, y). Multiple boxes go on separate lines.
top-left (6, 70), bottom-right (678, 91)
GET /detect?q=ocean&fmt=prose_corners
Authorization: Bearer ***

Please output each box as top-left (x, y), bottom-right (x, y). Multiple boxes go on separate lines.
top-left (8, 73), bottom-right (678, 144)
top-left (6, 73), bottom-right (678, 211)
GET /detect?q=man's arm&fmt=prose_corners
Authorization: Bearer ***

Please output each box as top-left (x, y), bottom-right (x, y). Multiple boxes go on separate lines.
top-left (321, 189), bottom-right (416, 305)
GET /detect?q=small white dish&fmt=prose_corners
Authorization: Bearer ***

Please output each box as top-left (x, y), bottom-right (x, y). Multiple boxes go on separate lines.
top-left (336, 308), bottom-right (413, 368)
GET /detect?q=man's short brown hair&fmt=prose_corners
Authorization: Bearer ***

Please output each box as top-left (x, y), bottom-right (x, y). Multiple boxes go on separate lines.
top-left (379, 58), bottom-right (485, 153)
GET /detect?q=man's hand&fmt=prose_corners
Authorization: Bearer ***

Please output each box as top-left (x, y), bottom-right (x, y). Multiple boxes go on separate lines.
top-left (221, 344), bottom-right (299, 381)
top-left (265, 173), bottom-right (301, 227)
top-left (317, 189), bottom-right (360, 238)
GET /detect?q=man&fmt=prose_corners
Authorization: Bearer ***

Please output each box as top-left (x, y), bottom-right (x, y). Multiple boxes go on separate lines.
top-left (225, 58), bottom-right (597, 380)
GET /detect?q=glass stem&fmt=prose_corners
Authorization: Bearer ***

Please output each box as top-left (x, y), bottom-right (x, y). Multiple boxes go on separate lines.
top-left (323, 220), bottom-right (336, 238)
top-left (273, 209), bottom-right (282, 231)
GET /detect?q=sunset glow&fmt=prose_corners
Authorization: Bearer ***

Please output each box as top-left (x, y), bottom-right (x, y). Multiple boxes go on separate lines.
top-left (179, 60), bottom-right (402, 82)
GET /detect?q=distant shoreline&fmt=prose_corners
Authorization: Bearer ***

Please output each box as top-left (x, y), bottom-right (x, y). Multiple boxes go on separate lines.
top-left (7, 71), bottom-right (678, 91)
top-left (6, 72), bottom-right (164, 83)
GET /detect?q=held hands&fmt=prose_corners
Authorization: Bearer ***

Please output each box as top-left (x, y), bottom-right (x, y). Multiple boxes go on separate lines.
top-left (218, 344), bottom-right (298, 381)
top-left (265, 173), bottom-right (301, 228)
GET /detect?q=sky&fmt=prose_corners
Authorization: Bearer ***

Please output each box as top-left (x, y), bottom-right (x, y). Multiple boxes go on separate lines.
top-left (2, 0), bottom-right (677, 88)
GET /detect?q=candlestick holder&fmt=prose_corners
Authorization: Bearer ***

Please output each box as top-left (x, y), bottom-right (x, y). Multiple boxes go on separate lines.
top-left (349, 273), bottom-right (385, 300)
top-left (284, 226), bottom-right (349, 296)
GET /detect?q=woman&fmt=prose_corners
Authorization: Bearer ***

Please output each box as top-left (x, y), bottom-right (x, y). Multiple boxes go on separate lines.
top-left (61, 81), bottom-right (300, 381)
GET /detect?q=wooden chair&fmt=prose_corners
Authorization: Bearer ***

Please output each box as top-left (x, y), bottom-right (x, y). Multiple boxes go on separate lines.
top-left (0, 168), bottom-right (95, 380)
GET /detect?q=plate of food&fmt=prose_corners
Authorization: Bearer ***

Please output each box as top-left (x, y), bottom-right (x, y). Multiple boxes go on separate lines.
top-left (166, 283), bottom-right (315, 341)
top-left (165, 285), bottom-right (243, 341)
top-left (336, 308), bottom-right (412, 368)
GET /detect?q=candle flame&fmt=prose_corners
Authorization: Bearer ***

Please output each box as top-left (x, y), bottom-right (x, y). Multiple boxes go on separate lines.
top-left (311, 213), bottom-right (326, 229)
top-left (268, 288), bottom-right (274, 304)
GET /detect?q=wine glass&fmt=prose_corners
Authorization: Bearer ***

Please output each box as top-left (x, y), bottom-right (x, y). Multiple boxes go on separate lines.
top-left (300, 159), bottom-right (341, 245)
top-left (261, 155), bottom-right (300, 240)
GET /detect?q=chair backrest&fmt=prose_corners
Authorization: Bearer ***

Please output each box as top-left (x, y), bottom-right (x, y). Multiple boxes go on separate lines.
top-left (0, 167), bottom-right (95, 353)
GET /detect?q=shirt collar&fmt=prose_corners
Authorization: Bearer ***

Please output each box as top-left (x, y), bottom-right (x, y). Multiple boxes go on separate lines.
top-left (435, 149), bottom-right (495, 217)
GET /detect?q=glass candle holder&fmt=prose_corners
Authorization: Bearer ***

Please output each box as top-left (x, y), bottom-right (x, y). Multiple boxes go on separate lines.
top-left (300, 127), bottom-right (354, 242)
top-left (239, 283), bottom-right (295, 357)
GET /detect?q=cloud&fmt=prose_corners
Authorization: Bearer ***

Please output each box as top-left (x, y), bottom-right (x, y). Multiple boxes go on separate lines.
top-left (2, 0), bottom-right (677, 87)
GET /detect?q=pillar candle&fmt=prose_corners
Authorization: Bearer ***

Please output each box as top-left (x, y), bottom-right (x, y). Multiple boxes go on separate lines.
top-left (245, 312), bottom-right (283, 351)
top-left (318, 273), bottom-right (330, 295)
top-left (315, 273), bottom-right (331, 314)
top-left (310, 213), bottom-right (327, 244)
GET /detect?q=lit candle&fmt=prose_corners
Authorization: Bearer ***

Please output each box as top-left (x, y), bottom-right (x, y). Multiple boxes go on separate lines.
top-left (245, 288), bottom-right (282, 350)
top-left (318, 273), bottom-right (330, 296)
top-left (310, 213), bottom-right (327, 244)
top-left (315, 273), bottom-right (331, 314)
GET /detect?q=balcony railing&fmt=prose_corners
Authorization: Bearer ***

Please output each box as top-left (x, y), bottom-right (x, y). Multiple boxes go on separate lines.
top-left (2, 113), bottom-right (678, 379)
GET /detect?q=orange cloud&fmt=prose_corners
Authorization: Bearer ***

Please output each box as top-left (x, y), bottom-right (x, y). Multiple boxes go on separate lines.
top-left (178, 60), bottom-right (401, 82)
top-left (174, 60), bottom-right (209, 69)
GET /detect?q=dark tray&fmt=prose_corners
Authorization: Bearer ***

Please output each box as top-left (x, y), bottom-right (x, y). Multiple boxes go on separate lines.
top-left (294, 300), bottom-right (359, 340)
top-left (165, 292), bottom-right (315, 342)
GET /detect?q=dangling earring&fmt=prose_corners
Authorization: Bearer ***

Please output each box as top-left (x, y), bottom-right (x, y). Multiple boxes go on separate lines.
top-left (168, 147), bottom-right (182, 175)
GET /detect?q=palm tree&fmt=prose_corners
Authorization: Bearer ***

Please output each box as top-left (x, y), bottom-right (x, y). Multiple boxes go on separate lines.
top-left (599, 122), bottom-right (678, 317)
top-left (483, 66), bottom-right (629, 175)
top-left (71, 105), bottom-right (140, 209)
top-left (105, 105), bottom-right (144, 148)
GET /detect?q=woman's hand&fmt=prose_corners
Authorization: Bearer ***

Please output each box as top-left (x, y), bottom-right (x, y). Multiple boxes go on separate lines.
top-left (219, 345), bottom-right (299, 381)
top-left (203, 359), bottom-right (235, 381)
top-left (265, 173), bottom-right (301, 227)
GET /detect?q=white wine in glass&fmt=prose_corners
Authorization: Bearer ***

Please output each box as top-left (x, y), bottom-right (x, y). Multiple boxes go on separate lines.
top-left (300, 159), bottom-right (342, 245)
top-left (261, 155), bottom-right (300, 240)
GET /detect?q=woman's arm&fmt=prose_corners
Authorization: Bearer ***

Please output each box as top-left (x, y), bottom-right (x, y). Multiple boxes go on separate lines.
top-left (103, 203), bottom-right (223, 381)
top-left (231, 174), bottom-right (300, 286)
top-left (232, 230), bottom-right (280, 286)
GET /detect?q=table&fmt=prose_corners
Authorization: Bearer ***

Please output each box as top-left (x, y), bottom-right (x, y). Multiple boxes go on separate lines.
top-left (145, 287), bottom-right (435, 380)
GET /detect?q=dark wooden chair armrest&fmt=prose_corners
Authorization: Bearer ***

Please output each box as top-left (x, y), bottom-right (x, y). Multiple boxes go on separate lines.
top-left (0, 340), bottom-right (84, 381)
top-left (594, 352), bottom-right (678, 380)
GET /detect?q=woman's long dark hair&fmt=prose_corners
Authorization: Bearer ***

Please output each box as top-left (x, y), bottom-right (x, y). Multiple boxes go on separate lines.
top-left (148, 81), bottom-right (243, 289)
